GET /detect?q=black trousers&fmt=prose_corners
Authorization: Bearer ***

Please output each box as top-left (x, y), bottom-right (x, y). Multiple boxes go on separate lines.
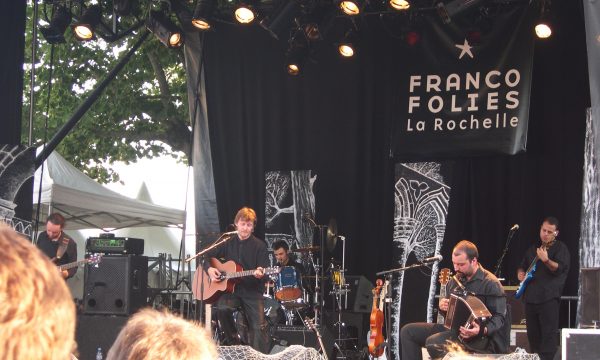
top-left (400, 323), bottom-right (456, 360)
top-left (217, 292), bottom-right (271, 353)
top-left (525, 299), bottom-right (560, 360)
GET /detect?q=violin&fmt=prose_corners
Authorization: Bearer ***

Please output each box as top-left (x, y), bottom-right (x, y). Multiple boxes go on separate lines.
top-left (368, 279), bottom-right (385, 357)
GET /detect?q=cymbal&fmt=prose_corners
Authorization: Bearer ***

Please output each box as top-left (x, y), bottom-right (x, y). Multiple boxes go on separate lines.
top-left (326, 218), bottom-right (338, 252)
top-left (294, 246), bottom-right (320, 253)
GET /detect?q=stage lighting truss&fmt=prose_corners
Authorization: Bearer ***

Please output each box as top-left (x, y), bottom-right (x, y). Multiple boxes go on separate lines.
top-left (146, 10), bottom-right (184, 48)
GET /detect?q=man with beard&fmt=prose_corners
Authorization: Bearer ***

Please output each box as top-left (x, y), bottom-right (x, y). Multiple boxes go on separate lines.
top-left (36, 213), bottom-right (77, 279)
top-left (401, 240), bottom-right (509, 359)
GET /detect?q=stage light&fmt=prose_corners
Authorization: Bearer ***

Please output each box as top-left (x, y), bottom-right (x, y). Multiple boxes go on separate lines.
top-left (285, 41), bottom-right (308, 76)
top-left (390, 0), bottom-right (410, 11)
top-left (535, 0), bottom-right (552, 39)
top-left (259, 1), bottom-right (301, 40)
top-left (71, 5), bottom-right (102, 41)
top-left (337, 28), bottom-right (357, 57)
top-left (192, 0), bottom-right (217, 30)
top-left (337, 1), bottom-right (364, 16)
top-left (146, 10), bottom-right (184, 48)
top-left (40, 5), bottom-right (72, 44)
top-left (436, 0), bottom-right (483, 24)
top-left (534, 21), bottom-right (552, 39)
top-left (234, 3), bottom-right (257, 24)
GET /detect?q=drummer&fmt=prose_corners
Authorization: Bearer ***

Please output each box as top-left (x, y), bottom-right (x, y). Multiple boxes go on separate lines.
top-left (272, 240), bottom-right (306, 283)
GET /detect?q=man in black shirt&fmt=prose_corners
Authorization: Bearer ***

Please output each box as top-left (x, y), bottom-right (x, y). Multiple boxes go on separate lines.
top-left (517, 216), bottom-right (570, 360)
top-left (205, 207), bottom-right (270, 353)
top-left (36, 213), bottom-right (77, 279)
top-left (401, 240), bottom-right (509, 359)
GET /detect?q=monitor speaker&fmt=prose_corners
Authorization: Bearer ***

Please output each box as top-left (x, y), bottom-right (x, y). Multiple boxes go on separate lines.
top-left (581, 268), bottom-right (600, 327)
top-left (83, 255), bottom-right (148, 315)
top-left (273, 325), bottom-right (334, 359)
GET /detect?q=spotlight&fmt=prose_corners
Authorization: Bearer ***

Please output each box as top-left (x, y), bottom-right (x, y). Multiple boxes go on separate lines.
top-left (534, 0), bottom-right (552, 39)
top-left (285, 41), bottom-right (308, 76)
top-left (146, 10), bottom-right (184, 48)
top-left (534, 21), bottom-right (552, 39)
top-left (337, 30), bottom-right (357, 57)
top-left (337, 0), bottom-right (364, 16)
top-left (389, 0), bottom-right (410, 11)
top-left (235, 2), bottom-right (257, 24)
top-left (71, 5), bottom-right (102, 41)
top-left (192, 0), bottom-right (217, 30)
top-left (436, 0), bottom-right (483, 24)
top-left (259, 1), bottom-right (301, 40)
top-left (40, 5), bottom-right (72, 44)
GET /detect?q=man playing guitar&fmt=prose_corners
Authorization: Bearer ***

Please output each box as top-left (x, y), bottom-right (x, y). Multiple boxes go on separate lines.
top-left (36, 213), bottom-right (77, 279)
top-left (516, 217), bottom-right (570, 360)
top-left (204, 207), bottom-right (270, 353)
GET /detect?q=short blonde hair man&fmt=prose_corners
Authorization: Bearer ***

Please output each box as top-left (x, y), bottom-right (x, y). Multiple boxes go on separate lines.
top-left (106, 308), bottom-right (218, 360)
top-left (0, 223), bottom-right (76, 360)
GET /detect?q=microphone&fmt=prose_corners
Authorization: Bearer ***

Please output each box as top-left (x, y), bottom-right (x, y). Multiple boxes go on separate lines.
top-left (510, 224), bottom-right (519, 232)
top-left (222, 231), bottom-right (238, 236)
top-left (302, 212), bottom-right (312, 221)
top-left (422, 255), bottom-right (443, 263)
top-left (452, 274), bottom-right (466, 292)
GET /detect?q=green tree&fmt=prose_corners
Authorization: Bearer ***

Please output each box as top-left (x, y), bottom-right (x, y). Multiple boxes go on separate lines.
top-left (22, 0), bottom-right (190, 183)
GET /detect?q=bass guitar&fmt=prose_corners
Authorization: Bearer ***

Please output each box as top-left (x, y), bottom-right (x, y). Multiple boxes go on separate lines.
top-left (515, 241), bottom-right (555, 299)
top-left (192, 258), bottom-right (280, 303)
top-left (436, 268), bottom-right (451, 324)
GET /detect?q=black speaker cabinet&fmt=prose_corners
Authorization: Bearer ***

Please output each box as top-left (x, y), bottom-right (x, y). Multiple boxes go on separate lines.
top-left (581, 268), bottom-right (600, 327)
top-left (503, 286), bottom-right (526, 328)
top-left (83, 255), bottom-right (148, 315)
top-left (76, 314), bottom-right (128, 360)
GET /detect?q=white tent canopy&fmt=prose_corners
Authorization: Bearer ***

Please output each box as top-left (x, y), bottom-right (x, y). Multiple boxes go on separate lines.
top-left (33, 151), bottom-right (186, 230)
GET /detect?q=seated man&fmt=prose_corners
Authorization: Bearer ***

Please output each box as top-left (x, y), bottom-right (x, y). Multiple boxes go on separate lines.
top-left (401, 240), bottom-right (509, 360)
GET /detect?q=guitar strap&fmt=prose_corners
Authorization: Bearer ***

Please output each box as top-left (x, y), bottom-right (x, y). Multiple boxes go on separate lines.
top-left (56, 234), bottom-right (69, 260)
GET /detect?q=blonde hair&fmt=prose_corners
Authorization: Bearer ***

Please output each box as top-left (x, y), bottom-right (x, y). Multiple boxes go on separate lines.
top-left (0, 223), bottom-right (76, 360)
top-left (234, 206), bottom-right (257, 226)
top-left (106, 308), bottom-right (218, 360)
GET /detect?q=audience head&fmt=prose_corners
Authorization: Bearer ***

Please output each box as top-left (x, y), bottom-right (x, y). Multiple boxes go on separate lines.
top-left (0, 223), bottom-right (76, 360)
top-left (106, 308), bottom-right (217, 360)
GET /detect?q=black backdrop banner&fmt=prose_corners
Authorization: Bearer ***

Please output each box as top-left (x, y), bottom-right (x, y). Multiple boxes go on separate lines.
top-left (395, 5), bottom-right (534, 159)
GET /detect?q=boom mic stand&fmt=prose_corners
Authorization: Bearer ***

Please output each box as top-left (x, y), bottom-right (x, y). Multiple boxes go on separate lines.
top-left (187, 232), bottom-right (235, 325)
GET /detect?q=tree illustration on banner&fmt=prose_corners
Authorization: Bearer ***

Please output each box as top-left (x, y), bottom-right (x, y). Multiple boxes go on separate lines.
top-left (389, 162), bottom-right (451, 359)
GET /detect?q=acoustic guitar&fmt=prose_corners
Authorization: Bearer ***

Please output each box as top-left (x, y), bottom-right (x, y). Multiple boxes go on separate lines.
top-left (436, 268), bottom-right (451, 324)
top-left (192, 257), bottom-right (280, 303)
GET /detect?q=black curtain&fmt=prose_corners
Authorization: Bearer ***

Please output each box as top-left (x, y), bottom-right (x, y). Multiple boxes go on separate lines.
top-left (0, 0), bottom-right (26, 145)
top-left (201, 0), bottom-right (588, 310)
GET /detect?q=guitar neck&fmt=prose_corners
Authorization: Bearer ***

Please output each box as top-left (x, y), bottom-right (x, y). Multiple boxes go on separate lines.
top-left (226, 268), bottom-right (277, 279)
top-left (59, 260), bottom-right (87, 271)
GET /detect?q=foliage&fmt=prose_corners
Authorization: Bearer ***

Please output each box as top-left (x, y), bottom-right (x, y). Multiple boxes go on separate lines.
top-left (22, 0), bottom-right (191, 183)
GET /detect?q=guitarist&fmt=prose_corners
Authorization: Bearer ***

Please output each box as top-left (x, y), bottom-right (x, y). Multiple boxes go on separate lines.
top-left (35, 213), bottom-right (77, 279)
top-left (516, 217), bottom-right (570, 360)
top-left (204, 207), bottom-right (271, 353)
top-left (401, 240), bottom-right (509, 360)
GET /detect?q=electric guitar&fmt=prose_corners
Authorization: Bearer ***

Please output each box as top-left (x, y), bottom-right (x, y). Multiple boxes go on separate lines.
top-left (437, 268), bottom-right (451, 324)
top-left (304, 317), bottom-right (328, 360)
top-left (192, 258), bottom-right (280, 303)
top-left (57, 253), bottom-right (102, 272)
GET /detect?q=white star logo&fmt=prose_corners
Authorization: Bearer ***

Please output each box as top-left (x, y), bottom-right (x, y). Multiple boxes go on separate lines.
top-left (455, 39), bottom-right (474, 59)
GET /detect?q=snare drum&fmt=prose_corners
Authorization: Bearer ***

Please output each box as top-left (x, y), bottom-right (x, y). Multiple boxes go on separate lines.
top-left (275, 266), bottom-right (302, 301)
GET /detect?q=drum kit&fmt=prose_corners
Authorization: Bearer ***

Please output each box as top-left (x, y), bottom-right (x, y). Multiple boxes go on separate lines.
top-left (263, 219), bottom-right (350, 328)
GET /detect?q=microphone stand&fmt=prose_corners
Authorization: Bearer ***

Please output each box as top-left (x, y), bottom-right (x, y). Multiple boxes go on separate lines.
top-left (304, 215), bottom-right (325, 328)
top-left (376, 261), bottom-right (440, 276)
top-left (493, 228), bottom-right (517, 279)
top-left (187, 233), bottom-right (235, 325)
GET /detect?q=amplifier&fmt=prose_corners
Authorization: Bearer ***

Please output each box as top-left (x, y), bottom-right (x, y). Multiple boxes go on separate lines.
top-left (86, 236), bottom-right (144, 255)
